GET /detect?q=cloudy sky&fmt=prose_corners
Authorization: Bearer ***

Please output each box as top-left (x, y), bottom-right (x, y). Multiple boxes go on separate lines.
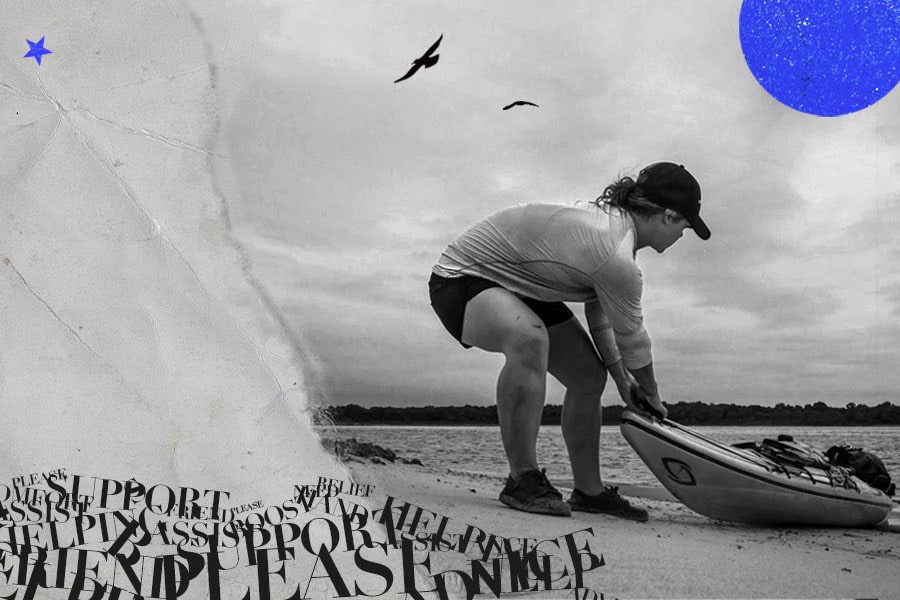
top-left (208, 0), bottom-right (900, 409)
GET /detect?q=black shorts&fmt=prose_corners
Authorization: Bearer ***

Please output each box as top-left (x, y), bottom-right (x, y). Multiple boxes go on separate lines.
top-left (428, 273), bottom-right (574, 348)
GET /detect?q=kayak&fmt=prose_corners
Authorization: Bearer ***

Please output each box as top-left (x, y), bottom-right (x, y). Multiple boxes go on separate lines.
top-left (620, 411), bottom-right (894, 527)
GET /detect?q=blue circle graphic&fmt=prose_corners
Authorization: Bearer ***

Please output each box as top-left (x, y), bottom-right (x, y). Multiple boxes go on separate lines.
top-left (739, 0), bottom-right (900, 116)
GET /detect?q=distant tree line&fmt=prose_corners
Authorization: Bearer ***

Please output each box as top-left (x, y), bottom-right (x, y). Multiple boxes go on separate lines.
top-left (319, 401), bottom-right (900, 426)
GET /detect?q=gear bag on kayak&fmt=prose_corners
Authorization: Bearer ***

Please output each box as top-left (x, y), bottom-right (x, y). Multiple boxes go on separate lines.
top-left (733, 434), bottom-right (895, 497)
top-left (825, 444), bottom-right (896, 497)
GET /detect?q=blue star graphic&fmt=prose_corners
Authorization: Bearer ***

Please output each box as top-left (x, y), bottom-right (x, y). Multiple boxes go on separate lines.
top-left (24, 37), bottom-right (52, 65)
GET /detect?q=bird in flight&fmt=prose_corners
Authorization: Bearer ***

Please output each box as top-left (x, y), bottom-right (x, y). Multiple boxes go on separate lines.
top-left (502, 101), bottom-right (540, 110)
top-left (394, 34), bottom-right (443, 83)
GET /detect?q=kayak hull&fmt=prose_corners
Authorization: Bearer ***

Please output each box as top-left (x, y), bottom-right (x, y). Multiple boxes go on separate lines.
top-left (620, 411), bottom-right (893, 527)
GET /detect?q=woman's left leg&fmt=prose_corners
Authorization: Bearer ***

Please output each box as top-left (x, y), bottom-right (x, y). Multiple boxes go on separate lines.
top-left (546, 317), bottom-right (607, 495)
top-left (547, 316), bottom-right (651, 522)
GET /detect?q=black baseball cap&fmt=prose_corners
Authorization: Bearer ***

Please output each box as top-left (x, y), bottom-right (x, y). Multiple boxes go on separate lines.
top-left (637, 162), bottom-right (710, 240)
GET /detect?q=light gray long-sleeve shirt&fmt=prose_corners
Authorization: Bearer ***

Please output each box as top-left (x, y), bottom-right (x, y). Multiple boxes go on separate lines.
top-left (432, 202), bottom-right (652, 368)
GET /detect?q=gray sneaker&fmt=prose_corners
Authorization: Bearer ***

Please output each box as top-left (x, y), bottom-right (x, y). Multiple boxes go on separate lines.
top-left (499, 468), bottom-right (571, 516)
top-left (568, 486), bottom-right (649, 522)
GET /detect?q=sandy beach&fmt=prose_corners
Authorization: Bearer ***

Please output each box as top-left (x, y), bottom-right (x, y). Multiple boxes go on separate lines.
top-left (347, 458), bottom-right (900, 600)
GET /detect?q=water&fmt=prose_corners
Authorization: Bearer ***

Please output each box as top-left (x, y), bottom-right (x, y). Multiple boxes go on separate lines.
top-left (318, 425), bottom-right (900, 487)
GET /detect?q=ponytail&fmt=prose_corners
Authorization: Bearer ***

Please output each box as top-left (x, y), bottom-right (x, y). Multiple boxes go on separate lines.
top-left (592, 175), bottom-right (667, 217)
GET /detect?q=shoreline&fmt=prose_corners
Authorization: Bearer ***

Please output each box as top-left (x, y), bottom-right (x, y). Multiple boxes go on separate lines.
top-left (324, 435), bottom-right (900, 521)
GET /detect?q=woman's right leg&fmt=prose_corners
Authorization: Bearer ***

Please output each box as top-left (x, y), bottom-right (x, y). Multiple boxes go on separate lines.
top-left (460, 287), bottom-right (549, 479)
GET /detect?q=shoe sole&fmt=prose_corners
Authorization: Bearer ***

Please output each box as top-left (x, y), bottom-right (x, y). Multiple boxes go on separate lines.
top-left (500, 492), bottom-right (572, 517)
top-left (568, 503), bottom-right (648, 522)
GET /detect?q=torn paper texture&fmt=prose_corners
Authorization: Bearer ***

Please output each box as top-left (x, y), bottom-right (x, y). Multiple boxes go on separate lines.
top-left (0, 2), bottom-right (417, 598)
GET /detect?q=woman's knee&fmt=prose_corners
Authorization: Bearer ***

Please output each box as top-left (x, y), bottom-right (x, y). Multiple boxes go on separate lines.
top-left (565, 366), bottom-right (607, 397)
top-left (503, 327), bottom-right (550, 368)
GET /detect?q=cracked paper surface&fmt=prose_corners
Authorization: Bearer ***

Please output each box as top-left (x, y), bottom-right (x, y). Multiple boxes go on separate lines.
top-left (1, 0), bottom-right (386, 569)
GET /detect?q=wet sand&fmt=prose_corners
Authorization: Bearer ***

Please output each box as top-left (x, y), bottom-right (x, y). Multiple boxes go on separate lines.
top-left (349, 460), bottom-right (900, 599)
